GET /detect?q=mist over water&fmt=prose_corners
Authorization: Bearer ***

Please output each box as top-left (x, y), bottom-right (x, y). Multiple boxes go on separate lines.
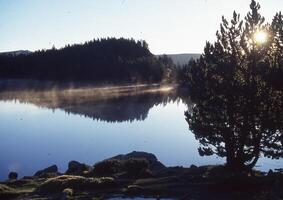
top-left (0, 81), bottom-right (282, 180)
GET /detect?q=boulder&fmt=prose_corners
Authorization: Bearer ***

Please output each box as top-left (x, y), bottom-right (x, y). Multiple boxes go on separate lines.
top-left (93, 158), bottom-right (155, 178)
top-left (126, 184), bottom-right (144, 195)
top-left (61, 188), bottom-right (74, 199)
top-left (123, 158), bottom-right (150, 177)
top-left (0, 184), bottom-right (18, 198)
top-left (65, 161), bottom-right (91, 175)
top-left (190, 164), bottom-right (198, 169)
top-left (34, 165), bottom-right (58, 178)
top-left (268, 169), bottom-right (274, 176)
top-left (8, 172), bottom-right (18, 180)
top-left (93, 159), bottom-right (122, 175)
top-left (109, 151), bottom-right (165, 171)
top-left (36, 175), bottom-right (115, 193)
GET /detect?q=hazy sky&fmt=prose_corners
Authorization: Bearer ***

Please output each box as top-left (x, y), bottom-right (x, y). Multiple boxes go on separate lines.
top-left (0, 0), bottom-right (282, 54)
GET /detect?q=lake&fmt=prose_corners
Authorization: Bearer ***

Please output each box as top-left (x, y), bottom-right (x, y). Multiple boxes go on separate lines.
top-left (0, 81), bottom-right (282, 180)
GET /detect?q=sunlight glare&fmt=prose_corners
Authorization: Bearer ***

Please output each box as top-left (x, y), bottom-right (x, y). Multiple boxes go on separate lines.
top-left (254, 31), bottom-right (267, 44)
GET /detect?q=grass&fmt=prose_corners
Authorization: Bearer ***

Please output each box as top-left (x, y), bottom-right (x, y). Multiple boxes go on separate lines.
top-left (36, 175), bottom-right (116, 193)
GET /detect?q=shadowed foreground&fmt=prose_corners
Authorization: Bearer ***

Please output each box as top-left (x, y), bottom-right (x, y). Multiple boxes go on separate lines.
top-left (1, 151), bottom-right (282, 200)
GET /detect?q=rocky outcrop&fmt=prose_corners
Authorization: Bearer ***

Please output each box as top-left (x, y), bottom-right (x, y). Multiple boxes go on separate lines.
top-left (108, 151), bottom-right (166, 171)
top-left (93, 159), bottom-right (122, 175)
top-left (0, 152), bottom-right (282, 200)
top-left (8, 172), bottom-right (18, 180)
top-left (61, 188), bottom-right (74, 199)
top-left (34, 165), bottom-right (59, 178)
top-left (36, 175), bottom-right (115, 193)
top-left (0, 184), bottom-right (18, 198)
top-left (65, 161), bottom-right (91, 176)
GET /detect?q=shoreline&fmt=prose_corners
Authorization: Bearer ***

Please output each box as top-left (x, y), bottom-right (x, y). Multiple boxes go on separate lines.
top-left (1, 151), bottom-right (282, 200)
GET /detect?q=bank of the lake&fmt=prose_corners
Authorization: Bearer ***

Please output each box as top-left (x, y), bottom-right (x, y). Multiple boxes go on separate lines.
top-left (1, 151), bottom-right (283, 200)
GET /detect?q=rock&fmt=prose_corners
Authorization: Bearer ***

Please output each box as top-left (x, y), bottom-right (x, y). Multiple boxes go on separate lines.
top-left (61, 188), bottom-right (73, 200)
top-left (36, 175), bottom-right (116, 193)
top-left (138, 169), bottom-right (154, 178)
top-left (22, 176), bottom-right (35, 180)
top-left (126, 185), bottom-right (144, 195)
top-left (268, 169), bottom-right (274, 176)
top-left (34, 165), bottom-right (58, 177)
top-left (127, 176), bottom-right (183, 196)
top-left (109, 151), bottom-right (166, 171)
top-left (65, 161), bottom-right (91, 175)
top-left (190, 164), bottom-right (198, 169)
top-left (93, 159), bottom-right (122, 175)
top-left (62, 188), bottom-right (73, 196)
top-left (124, 159), bottom-right (150, 178)
top-left (93, 158), bottom-right (155, 178)
top-left (111, 151), bottom-right (157, 162)
top-left (275, 168), bottom-right (283, 173)
top-left (0, 184), bottom-right (18, 198)
top-left (8, 172), bottom-right (18, 180)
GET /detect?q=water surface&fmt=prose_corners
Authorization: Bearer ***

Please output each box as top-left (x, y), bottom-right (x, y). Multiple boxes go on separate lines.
top-left (0, 83), bottom-right (282, 180)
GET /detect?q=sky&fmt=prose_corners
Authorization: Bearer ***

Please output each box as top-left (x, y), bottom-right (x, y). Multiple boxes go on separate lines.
top-left (0, 0), bottom-right (282, 54)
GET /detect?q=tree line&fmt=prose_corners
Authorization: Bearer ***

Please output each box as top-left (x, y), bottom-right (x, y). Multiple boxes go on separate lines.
top-left (0, 38), bottom-right (174, 83)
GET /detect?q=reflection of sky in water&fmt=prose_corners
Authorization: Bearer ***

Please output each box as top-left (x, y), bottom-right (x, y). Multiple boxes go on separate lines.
top-left (0, 100), bottom-right (282, 180)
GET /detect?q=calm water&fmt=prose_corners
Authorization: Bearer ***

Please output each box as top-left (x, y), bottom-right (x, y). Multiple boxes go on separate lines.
top-left (0, 84), bottom-right (282, 180)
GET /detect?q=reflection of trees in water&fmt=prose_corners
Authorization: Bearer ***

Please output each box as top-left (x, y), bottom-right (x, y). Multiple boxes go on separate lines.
top-left (64, 93), bottom-right (181, 122)
top-left (0, 83), bottom-right (188, 122)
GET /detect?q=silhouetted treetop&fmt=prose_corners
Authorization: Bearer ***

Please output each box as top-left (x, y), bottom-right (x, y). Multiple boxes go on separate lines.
top-left (185, 0), bottom-right (283, 171)
top-left (0, 38), bottom-right (173, 83)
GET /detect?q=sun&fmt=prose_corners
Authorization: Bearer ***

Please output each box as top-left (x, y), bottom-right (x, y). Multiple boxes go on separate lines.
top-left (254, 31), bottom-right (268, 44)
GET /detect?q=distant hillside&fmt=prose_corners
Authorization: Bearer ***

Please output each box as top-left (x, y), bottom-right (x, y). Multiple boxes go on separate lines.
top-left (0, 38), bottom-right (170, 83)
top-left (156, 54), bottom-right (201, 66)
top-left (0, 50), bottom-right (32, 56)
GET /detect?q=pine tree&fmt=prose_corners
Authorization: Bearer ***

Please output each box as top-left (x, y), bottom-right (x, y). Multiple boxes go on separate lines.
top-left (186, 0), bottom-right (283, 171)
top-left (267, 12), bottom-right (283, 89)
